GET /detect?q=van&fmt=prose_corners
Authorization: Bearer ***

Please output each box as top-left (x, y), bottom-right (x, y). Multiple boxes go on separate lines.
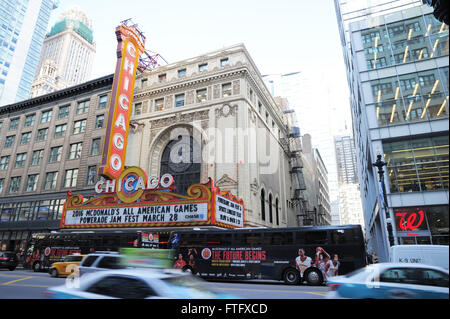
top-left (389, 245), bottom-right (449, 270)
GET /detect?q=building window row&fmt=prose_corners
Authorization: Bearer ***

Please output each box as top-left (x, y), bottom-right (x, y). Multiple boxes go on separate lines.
top-left (360, 14), bottom-right (448, 71)
top-left (1, 117), bottom-right (95, 149)
top-left (0, 199), bottom-right (66, 223)
top-left (368, 67), bottom-right (449, 127)
top-left (142, 81), bottom-right (234, 113)
top-left (1, 95), bottom-right (108, 134)
top-left (153, 57), bottom-right (230, 84)
top-left (0, 166), bottom-right (99, 196)
top-left (383, 134), bottom-right (449, 193)
top-left (0, 138), bottom-right (101, 173)
top-left (260, 188), bottom-right (280, 226)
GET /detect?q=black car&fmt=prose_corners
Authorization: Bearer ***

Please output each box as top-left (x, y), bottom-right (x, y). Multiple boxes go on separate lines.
top-left (0, 252), bottom-right (19, 271)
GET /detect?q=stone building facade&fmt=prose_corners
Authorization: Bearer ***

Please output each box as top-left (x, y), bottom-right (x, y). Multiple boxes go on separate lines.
top-left (0, 44), bottom-right (305, 251)
top-left (126, 44), bottom-right (301, 228)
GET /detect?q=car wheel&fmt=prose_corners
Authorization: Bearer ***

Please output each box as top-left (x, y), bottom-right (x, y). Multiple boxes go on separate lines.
top-left (33, 262), bottom-right (41, 272)
top-left (283, 268), bottom-right (300, 285)
top-left (304, 268), bottom-right (323, 286)
top-left (8, 267), bottom-right (16, 271)
top-left (50, 268), bottom-right (58, 278)
top-left (182, 266), bottom-right (193, 273)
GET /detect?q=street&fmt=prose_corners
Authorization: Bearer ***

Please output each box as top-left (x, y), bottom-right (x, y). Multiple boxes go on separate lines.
top-left (0, 269), bottom-right (328, 299)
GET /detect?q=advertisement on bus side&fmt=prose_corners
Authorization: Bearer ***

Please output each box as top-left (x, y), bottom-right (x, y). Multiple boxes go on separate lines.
top-left (173, 245), bottom-right (346, 281)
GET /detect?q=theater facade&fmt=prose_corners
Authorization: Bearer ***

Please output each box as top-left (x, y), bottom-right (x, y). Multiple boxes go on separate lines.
top-left (0, 43), bottom-right (305, 252)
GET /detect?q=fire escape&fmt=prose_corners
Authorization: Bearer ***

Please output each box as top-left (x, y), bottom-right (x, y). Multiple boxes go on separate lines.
top-left (280, 110), bottom-right (308, 226)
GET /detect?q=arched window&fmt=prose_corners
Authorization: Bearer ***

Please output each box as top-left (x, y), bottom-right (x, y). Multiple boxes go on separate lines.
top-left (269, 194), bottom-right (273, 224)
top-left (260, 189), bottom-right (265, 221)
top-left (160, 136), bottom-right (200, 195)
top-left (275, 198), bottom-right (279, 225)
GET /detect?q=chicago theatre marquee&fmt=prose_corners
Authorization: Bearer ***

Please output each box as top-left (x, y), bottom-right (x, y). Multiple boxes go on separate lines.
top-left (0, 26), bottom-right (305, 250)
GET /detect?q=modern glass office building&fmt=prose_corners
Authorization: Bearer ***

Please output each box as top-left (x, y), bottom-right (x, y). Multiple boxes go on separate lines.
top-left (335, 0), bottom-right (449, 261)
top-left (0, 0), bottom-right (58, 106)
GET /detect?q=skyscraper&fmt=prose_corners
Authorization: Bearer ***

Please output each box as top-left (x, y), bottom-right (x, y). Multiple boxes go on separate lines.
top-left (335, 0), bottom-right (449, 261)
top-left (334, 135), bottom-right (358, 184)
top-left (0, 0), bottom-right (58, 106)
top-left (30, 6), bottom-right (96, 97)
top-left (334, 135), bottom-right (364, 227)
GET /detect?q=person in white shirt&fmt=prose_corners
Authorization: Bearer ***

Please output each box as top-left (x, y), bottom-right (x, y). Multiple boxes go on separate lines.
top-left (295, 248), bottom-right (312, 279)
top-left (326, 254), bottom-right (340, 279)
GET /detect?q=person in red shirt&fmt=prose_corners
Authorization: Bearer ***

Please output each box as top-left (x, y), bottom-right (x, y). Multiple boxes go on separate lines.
top-left (174, 253), bottom-right (187, 269)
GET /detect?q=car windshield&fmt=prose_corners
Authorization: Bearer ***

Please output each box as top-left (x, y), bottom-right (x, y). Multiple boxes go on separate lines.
top-left (162, 275), bottom-right (218, 298)
top-left (63, 256), bottom-right (83, 262)
top-left (345, 267), bottom-right (373, 278)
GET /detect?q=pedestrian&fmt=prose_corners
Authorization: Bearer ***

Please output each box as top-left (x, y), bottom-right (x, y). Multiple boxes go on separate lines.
top-left (371, 251), bottom-right (379, 264)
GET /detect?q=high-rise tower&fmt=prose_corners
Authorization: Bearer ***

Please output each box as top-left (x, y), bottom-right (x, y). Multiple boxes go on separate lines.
top-left (30, 6), bottom-right (96, 97)
top-left (0, 0), bottom-right (58, 105)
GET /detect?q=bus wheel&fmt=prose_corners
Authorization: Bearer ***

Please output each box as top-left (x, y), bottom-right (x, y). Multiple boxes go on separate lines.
top-left (304, 269), bottom-right (323, 286)
top-left (33, 262), bottom-right (41, 272)
top-left (283, 268), bottom-right (300, 285)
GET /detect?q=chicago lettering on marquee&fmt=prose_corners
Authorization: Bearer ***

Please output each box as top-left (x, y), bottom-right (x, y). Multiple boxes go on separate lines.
top-left (98, 25), bottom-right (146, 180)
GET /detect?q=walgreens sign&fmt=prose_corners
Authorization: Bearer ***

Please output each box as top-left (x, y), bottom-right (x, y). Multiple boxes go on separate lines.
top-left (98, 25), bottom-right (145, 179)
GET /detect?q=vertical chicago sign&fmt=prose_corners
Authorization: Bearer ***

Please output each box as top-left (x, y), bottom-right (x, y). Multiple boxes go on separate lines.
top-left (98, 24), bottom-right (146, 179)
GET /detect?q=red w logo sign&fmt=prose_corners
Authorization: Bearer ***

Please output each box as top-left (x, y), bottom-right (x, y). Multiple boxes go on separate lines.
top-left (396, 210), bottom-right (425, 231)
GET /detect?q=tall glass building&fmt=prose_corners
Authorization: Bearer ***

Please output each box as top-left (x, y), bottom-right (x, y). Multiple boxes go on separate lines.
top-left (335, 0), bottom-right (449, 261)
top-left (0, 0), bottom-right (58, 106)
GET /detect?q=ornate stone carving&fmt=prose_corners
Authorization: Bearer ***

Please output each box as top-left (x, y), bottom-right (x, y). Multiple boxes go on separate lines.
top-left (213, 84), bottom-right (220, 99)
top-left (215, 104), bottom-right (238, 119)
top-left (248, 107), bottom-right (256, 124)
top-left (250, 178), bottom-right (259, 196)
top-left (165, 95), bottom-right (173, 109)
top-left (232, 80), bottom-right (240, 95)
top-left (129, 120), bottom-right (145, 134)
top-left (186, 90), bottom-right (194, 105)
top-left (216, 174), bottom-right (237, 189)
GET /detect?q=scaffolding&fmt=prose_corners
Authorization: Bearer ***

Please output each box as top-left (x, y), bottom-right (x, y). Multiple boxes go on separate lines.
top-left (118, 18), bottom-right (168, 73)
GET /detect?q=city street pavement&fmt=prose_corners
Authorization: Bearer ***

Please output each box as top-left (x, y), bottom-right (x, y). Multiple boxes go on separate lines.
top-left (0, 268), bottom-right (328, 299)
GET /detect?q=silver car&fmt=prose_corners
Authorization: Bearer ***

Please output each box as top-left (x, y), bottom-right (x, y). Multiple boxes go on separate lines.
top-left (78, 252), bottom-right (126, 277)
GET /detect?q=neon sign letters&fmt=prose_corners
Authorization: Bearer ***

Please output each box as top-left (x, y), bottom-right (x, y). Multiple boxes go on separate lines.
top-left (395, 210), bottom-right (425, 235)
top-left (95, 167), bottom-right (174, 203)
top-left (98, 25), bottom-right (145, 180)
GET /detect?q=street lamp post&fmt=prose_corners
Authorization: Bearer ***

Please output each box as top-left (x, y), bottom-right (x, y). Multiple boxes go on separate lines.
top-left (372, 154), bottom-right (397, 250)
top-left (372, 155), bottom-right (388, 208)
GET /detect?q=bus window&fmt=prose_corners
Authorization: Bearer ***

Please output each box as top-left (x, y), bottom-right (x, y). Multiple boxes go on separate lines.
top-left (305, 231), bottom-right (328, 245)
top-left (263, 232), bottom-right (293, 245)
top-left (180, 233), bottom-right (205, 247)
top-left (205, 233), bottom-right (232, 246)
top-left (234, 233), bottom-right (262, 246)
top-left (331, 229), bottom-right (358, 244)
top-left (295, 232), bottom-right (306, 245)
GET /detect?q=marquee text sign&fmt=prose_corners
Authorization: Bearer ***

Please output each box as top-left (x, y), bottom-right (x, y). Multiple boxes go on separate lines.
top-left (61, 167), bottom-right (245, 229)
top-left (98, 25), bottom-right (145, 180)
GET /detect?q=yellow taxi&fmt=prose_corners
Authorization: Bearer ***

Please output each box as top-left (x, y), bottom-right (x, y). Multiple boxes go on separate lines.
top-left (49, 254), bottom-right (87, 277)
